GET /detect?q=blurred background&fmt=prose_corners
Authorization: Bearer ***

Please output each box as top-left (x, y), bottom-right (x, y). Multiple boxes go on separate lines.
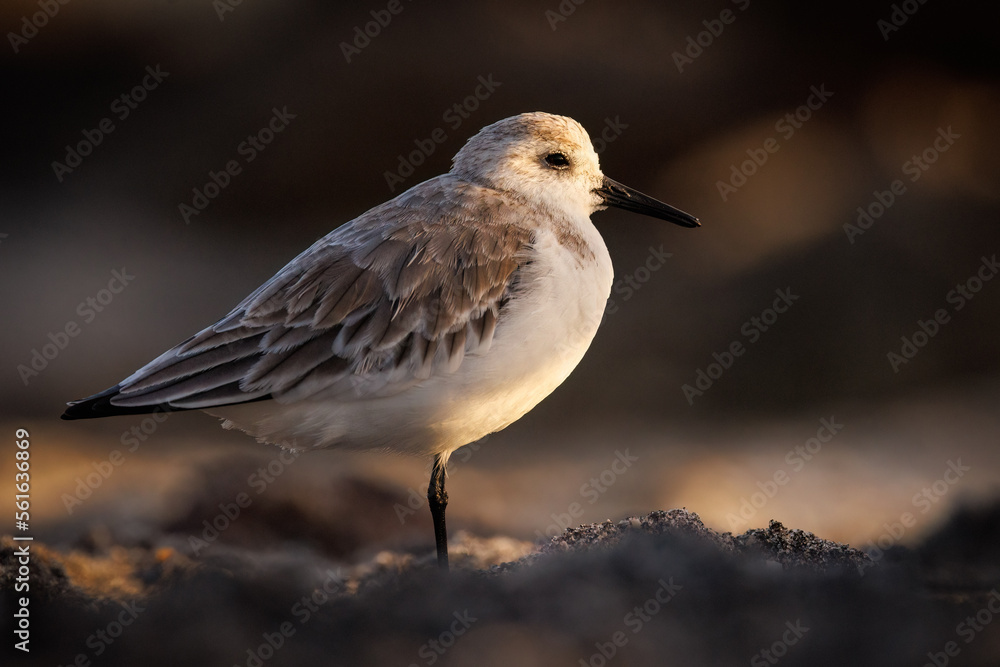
top-left (3, 0), bottom-right (999, 572)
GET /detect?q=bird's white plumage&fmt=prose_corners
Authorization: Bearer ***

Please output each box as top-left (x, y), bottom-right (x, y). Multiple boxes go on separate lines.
top-left (60, 111), bottom-right (700, 570)
top-left (206, 112), bottom-right (616, 461)
top-left (207, 214), bottom-right (612, 459)
top-left (92, 112), bottom-right (634, 464)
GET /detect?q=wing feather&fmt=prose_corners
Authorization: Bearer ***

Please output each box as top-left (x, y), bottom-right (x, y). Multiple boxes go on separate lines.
top-left (64, 175), bottom-right (535, 418)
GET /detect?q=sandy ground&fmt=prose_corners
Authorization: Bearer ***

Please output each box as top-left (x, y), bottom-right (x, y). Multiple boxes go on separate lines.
top-left (3, 379), bottom-right (1000, 665)
top-left (4, 505), bottom-right (1000, 666)
top-left (19, 379), bottom-right (1000, 548)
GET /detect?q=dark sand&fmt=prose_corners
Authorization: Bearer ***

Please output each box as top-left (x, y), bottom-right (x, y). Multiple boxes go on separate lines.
top-left (5, 490), bottom-right (1000, 667)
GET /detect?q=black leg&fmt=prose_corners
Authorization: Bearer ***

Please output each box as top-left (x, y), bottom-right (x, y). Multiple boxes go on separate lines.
top-left (427, 454), bottom-right (449, 570)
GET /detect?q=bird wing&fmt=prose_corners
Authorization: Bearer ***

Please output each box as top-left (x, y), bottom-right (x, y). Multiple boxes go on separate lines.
top-left (62, 176), bottom-right (534, 418)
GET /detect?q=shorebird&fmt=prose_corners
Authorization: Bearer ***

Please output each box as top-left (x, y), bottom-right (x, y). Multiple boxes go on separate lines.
top-left (62, 112), bottom-right (699, 569)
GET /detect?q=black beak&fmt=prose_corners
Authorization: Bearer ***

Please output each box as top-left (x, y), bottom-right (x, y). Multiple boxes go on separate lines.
top-left (594, 176), bottom-right (700, 228)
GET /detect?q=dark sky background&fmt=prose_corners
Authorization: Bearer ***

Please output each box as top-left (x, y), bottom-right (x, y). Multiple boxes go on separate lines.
top-left (3, 0), bottom-right (999, 508)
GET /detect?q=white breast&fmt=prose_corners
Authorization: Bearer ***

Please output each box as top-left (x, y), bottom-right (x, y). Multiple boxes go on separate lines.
top-left (423, 222), bottom-right (614, 452)
top-left (208, 219), bottom-right (614, 458)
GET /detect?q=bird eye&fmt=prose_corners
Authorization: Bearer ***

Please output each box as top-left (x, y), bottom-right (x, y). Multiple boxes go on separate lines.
top-left (544, 152), bottom-right (570, 169)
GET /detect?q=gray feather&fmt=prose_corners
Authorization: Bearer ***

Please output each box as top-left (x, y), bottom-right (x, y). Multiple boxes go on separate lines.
top-left (108, 174), bottom-right (534, 411)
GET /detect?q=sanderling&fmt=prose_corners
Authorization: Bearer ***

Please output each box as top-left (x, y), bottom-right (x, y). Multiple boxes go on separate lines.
top-left (62, 112), bottom-right (699, 569)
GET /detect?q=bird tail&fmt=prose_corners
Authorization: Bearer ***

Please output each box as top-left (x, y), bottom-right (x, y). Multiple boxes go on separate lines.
top-left (60, 385), bottom-right (182, 420)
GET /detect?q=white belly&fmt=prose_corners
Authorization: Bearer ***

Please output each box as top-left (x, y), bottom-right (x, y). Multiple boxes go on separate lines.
top-left (425, 227), bottom-right (613, 452)
top-left (208, 225), bottom-right (614, 459)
